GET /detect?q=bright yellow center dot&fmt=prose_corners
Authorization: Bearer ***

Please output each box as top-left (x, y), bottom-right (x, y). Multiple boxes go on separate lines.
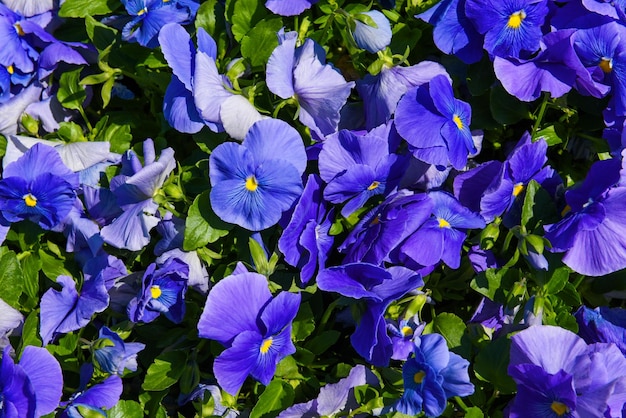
top-left (367, 181), bottom-right (380, 191)
top-left (599, 58), bottom-right (613, 73)
top-left (414, 370), bottom-right (426, 384)
top-left (245, 175), bottom-right (258, 192)
top-left (260, 337), bottom-right (273, 354)
top-left (150, 285), bottom-right (162, 299)
top-left (137, 7), bottom-right (148, 15)
top-left (550, 401), bottom-right (569, 416)
top-left (507, 10), bottom-right (526, 29)
top-left (401, 326), bottom-right (413, 337)
top-left (23, 193), bottom-right (37, 207)
top-left (14, 23), bottom-right (24, 36)
top-left (512, 183), bottom-right (525, 197)
top-left (7, 65), bottom-right (14, 75)
top-left (438, 218), bottom-right (450, 228)
top-left (453, 114), bottom-right (464, 130)
top-left (561, 204), bottom-right (571, 217)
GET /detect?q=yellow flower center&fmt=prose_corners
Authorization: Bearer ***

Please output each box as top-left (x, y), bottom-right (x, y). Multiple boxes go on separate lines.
top-left (14, 23), bottom-right (25, 36)
top-left (599, 58), bottom-right (613, 73)
top-left (367, 181), bottom-right (380, 191)
top-left (512, 183), bottom-right (525, 197)
top-left (150, 285), bottom-right (162, 299)
top-left (23, 193), bottom-right (37, 207)
top-left (438, 218), bottom-right (450, 228)
top-left (401, 326), bottom-right (413, 337)
top-left (137, 7), bottom-right (148, 16)
top-left (550, 401), bottom-right (569, 416)
top-left (413, 370), bottom-right (426, 384)
top-left (7, 65), bottom-right (14, 75)
top-left (260, 337), bottom-right (273, 354)
top-left (561, 205), bottom-right (571, 217)
top-left (245, 175), bottom-right (258, 192)
top-left (453, 114), bottom-right (464, 130)
top-left (507, 10), bottom-right (526, 29)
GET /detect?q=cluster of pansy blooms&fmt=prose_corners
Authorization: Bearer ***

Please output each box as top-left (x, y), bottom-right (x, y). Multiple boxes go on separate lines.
top-left (2, 0), bottom-right (626, 416)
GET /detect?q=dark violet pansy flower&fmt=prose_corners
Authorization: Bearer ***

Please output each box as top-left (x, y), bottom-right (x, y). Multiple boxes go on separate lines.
top-left (508, 325), bottom-right (626, 417)
top-left (398, 191), bottom-right (485, 270)
top-left (465, 0), bottom-right (548, 58)
top-left (277, 365), bottom-right (379, 417)
top-left (267, 31), bottom-right (354, 138)
top-left (395, 75), bottom-right (475, 170)
top-left (265, 0), bottom-right (318, 16)
top-left (0, 345), bottom-right (63, 417)
top-left (356, 61), bottom-right (449, 130)
top-left (60, 364), bottom-right (123, 418)
top-left (339, 190), bottom-right (433, 266)
top-left (387, 314), bottom-right (425, 361)
top-left (396, 333), bottom-right (474, 416)
top-left (318, 126), bottom-right (407, 217)
top-left (197, 271), bottom-right (301, 395)
top-left (209, 118), bottom-right (306, 231)
top-left (0, 143), bottom-right (78, 230)
top-left (120, 0), bottom-right (190, 48)
top-left (278, 174), bottom-right (334, 285)
top-left (351, 10), bottom-right (392, 53)
top-left (544, 158), bottom-right (626, 276)
top-left (575, 306), bottom-right (626, 356)
top-left (416, 0), bottom-right (484, 64)
top-left (40, 274), bottom-right (109, 346)
top-left (100, 139), bottom-right (176, 251)
top-left (582, 0), bottom-right (626, 21)
top-left (94, 326), bottom-right (146, 376)
top-left (317, 263), bottom-right (423, 366)
top-left (127, 258), bottom-right (189, 324)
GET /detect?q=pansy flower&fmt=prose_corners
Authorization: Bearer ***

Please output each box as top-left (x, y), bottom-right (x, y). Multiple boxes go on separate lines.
top-left (265, 0), bottom-right (319, 17)
top-left (351, 10), bottom-right (392, 54)
top-left (267, 31), bottom-right (354, 138)
top-left (575, 306), bottom-right (626, 356)
top-left (197, 271), bottom-right (301, 395)
top-left (395, 75), bottom-right (475, 170)
top-left (60, 364), bottom-right (123, 418)
top-left (465, 0), bottom-right (549, 58)
top-left (127, 258), bottom-right (189, 324)
top-left (209, 118), bottom-right (306, 231)
top-left (0, 143), bottom-right (78, 230)
top-left (94, 326), bottom-right (146, 376)
top-left (120, 0), bottom-right (190, 48)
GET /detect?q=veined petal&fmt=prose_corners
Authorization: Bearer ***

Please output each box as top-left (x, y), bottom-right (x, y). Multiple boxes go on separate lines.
top-left (266, 31), bottom-right (297, 98)
top-left (213, 330), bottom-right (263, 395)
top-left (158, 23), bottom-right (194, 90)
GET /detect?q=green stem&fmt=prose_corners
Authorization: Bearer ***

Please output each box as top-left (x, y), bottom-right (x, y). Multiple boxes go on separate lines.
top-left (319, 298), bottom-right (341, 331)
top-left (78, 105), bottom-right (93, 133)
top-left (454, 396), bottom-right (470, 412)
top-left (531, 93), bottom-right (550, 140)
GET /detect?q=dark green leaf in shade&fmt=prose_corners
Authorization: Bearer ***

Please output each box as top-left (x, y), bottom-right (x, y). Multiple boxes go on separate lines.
top-left (489, 84), bottom-right (532, 125)
top-left (85, 15), bottom-right (118, 51)
top-left (473, 336), bottom-right (516, 394)
top-left (57, 68), bottom-right (87, 110)
top-left (184, 190), bottom-right (233, 251)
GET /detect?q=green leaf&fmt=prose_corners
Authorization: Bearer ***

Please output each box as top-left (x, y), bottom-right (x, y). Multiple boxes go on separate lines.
top-left (97, 122), bottom-right (132, 153)
top-left (304, 330), bottom-right (340, 355)
top-left (535, 125), bottom-right (563, 146)
top-left (250, 379), bottom-right (295, 418)
top-left (292, 302), bottom-right (315, 341)
top-left (183, 190), bottom-right (232, 251)
top-left (20, 252), bottom-right (41, 302)
top-left (241, 17), bottom-right (283, 68)
top-left (38, 249), bottom-right (72, 281)
top-left (521, 180), bottom-right (539, 227)
top-left (57, 68), bottom-right (87, 110)
top-left (18, 311), bottom-right (42, 354)
top-left (85, 15), bottom-right (118, 51)
top-left (142, 351), bottom-right (187, 391)
top-left (428, 313), bottom-right (466, 350)
top-left (108, 400), bottom-right (144, 418)
top-left (57, 122), bottom-right (86, 142)
top-left (489, 84), bottom-right (532, 125)
top-left (544, 267), bottom-right (570, 295)
top-left (0, 250), bottom-right (24, 308)
top-left (59, 0), bottom-right (119, 17)
top-left (229, 0), bottom-right (267, 42)
top-left (473, 336), bottom-right (516, 394)
top-left (195, 0), bottom-right (227, 38)
top-left (465, 407), bottom-right (485, 418)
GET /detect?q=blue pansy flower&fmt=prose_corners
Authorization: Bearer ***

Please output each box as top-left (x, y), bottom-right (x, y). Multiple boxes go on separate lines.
top-left (121, 0), bottom-right (190, 48)
top-left (351, 10), bottom-right (392, 53)
top-left (396, 333), bottom-right (474, 416)
top-left (209, 118), bottom-right (306, 231)
top-left (94, 326), bottom-right (146, 376)
top-left (265, 0), bottom-right (318, 16)
top-left (127, 258), bottom-right (189, 324)
top-left (197, 271), bottom-right (301, 395)
top-left (60, 364), bottom-right (122, 418)
top-left (395, 75), bottom-right (475, 170)
top-left (0, 143), bottom-right (78, 230)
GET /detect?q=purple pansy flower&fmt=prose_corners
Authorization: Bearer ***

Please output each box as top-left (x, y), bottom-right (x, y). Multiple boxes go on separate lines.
top-left (575, 306), bottom-right (626, 356)
top-left (387, 315), bottom-right (425, 361)
top-left (395, 75), bottom-right (475, 170)
top-left (94, 326), bottom-right (146, 376)
top-left (265, 0), bottom-right (319, 16)
top-left (317, 263), bottom-right (423, 366)
top-left (0, 143), bottom-right (78, 230)
top-left (127, 258), bottom-right (189, 324)
top-left (60, 364), bottom-right (123, 418)
top-left (396, 333), bottom-right (474, 416)
top-left (267, 31), bottom-right (354, 138)
top-left (209, 118), bottom-right (306, 231)
top-left (351, 10), bottom-right (392, 53)
top-left (1, 345), bottom-right (63, 417)
top-left (120, 0), bottom-right (190, 48)
top-left (40, 274), bottom-right (109, 346)
top-left (278, 174), bottom-right (334, 285)
top-left (197, 271), bottom-right (300, 395)
top-left (465, 0), bottom-right (548, 58)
